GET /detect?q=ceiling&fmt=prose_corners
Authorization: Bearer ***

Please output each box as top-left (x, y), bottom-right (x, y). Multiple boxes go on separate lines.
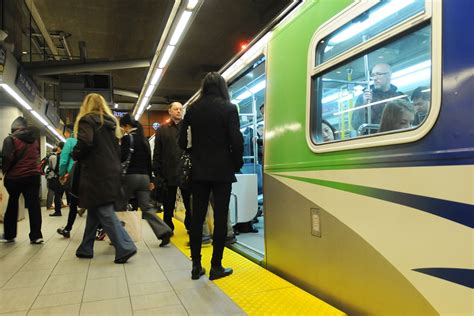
top-left (26, 0), bottom-right (292, 111)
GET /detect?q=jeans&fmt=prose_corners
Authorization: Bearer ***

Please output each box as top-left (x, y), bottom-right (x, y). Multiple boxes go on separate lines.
top-left (76, 203), bottom-right (136, 260)
top-left (4, 175), bottom-right (42, 241)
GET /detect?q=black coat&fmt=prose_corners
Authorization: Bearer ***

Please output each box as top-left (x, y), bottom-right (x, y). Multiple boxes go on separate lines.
top-left (153, 120), bottom-right (184, 186)
top-left (179, 94), bottom-right (244, 183)
top-left (72, 113), bottom-right (122, 209)
top-left (121, 130), bottom-right (152, 178)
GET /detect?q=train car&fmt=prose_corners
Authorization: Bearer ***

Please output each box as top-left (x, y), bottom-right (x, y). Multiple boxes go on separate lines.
top-left (259, 0), bottom-right (473, 315)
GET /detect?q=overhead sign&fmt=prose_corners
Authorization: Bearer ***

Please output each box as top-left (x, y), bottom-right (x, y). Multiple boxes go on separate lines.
top-left (15, 68), bottom-right (38, 103)
top-left (45, 101), bottom-right (60, 127)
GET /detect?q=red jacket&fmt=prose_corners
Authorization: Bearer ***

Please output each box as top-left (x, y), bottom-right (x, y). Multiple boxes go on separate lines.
top-left (1, 128), bottom-right (41, 179)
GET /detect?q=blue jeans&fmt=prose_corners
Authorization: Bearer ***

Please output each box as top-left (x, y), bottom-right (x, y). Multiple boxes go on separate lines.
top-left (76, 203), bottom-right (136, 260)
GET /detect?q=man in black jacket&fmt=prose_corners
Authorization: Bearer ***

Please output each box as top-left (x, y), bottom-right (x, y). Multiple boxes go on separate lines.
top-left (153, 102), bottom-right (192, 233)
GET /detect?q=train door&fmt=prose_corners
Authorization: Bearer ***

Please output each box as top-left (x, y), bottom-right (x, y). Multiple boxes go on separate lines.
top-left (227, 55), bottom-right (266, 261)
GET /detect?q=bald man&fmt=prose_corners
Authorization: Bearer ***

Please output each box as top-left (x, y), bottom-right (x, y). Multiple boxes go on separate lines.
top-left (351, 63), bottom-right (404, 133)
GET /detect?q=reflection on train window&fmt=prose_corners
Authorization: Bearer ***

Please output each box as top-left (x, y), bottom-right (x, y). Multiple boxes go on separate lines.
top-left (312, 24), bottom-right (431, 144)
top-left (316, 0), bottom-right (425, 64)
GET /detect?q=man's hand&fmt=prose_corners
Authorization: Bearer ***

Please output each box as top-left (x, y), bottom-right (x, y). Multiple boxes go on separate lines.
top-left (363, 90), bottom-right (373, 104)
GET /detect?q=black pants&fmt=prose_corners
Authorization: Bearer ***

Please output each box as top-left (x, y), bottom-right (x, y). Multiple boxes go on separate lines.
top-left (48, 178), bottom-right (64, 215)
top-left (64, 192), bottom-right (78, 231)
top-left (190, 181), bottom-right (231, 267)
top-left (163, 185), bottom-right (191, 231)
top-left (3, 175), bottom-right (43, 241)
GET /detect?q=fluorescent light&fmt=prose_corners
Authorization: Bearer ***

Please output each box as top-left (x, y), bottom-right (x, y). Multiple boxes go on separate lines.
top-left (146, 105), bottom-right (151, 110)
top-left (170, 11), bottom-right (192, 46)
top-left (145, 84), bottom-right (156, 98)
top-left (329, 0), bottom-right (415, 44)
top-left (150, 68), bottom-right (164, 85)
top-left (46, 142), bottom-right (54, 149)
top-left (47, 125), bottom-right (66, 142)
top-left (31, 110), bottom-right (50, 126)
top-left (0, 84), bottom-right (33, 110)
top-left (114, 103), bottom-right (118, 109)
top-left (158, 45), bottom-right (175, 68)
top-left (187, 0), bottom-right (199, 10)
top-left (232, 80), bottom-right (266, 102)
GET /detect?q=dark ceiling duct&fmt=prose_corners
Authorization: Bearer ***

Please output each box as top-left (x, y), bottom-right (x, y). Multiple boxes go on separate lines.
top-left (26, 58), bottom-right (151, 76)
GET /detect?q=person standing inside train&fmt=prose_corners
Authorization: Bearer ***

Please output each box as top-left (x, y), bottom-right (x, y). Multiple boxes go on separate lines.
top-left (351, 63), bottom-right (404, 132)
top-left (153, 102), bottom-right (192, 233)
top-left (73, 93), bottom-right (136, 263)
top-left (1, 117), bottom-right (43, 244)
top-left (179, 72), bottom-right (244, 280)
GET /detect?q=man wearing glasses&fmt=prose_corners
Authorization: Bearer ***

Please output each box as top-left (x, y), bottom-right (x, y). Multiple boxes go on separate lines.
top-left (351, 63), bottom-right (404, 133)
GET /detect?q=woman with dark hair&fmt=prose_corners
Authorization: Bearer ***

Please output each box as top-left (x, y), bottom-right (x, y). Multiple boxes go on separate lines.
top-left (321, 119), bottom-right (336, 142)
top-left (379, 100), bottom-right (415, 133)
top-left (179, 72), bottom-right (244, 280)
top-left (119, 114), bottom-right (172, 246)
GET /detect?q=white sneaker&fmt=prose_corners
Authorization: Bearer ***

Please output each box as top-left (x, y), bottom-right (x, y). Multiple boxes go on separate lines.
top-left (0, 235), bottom-right (15, 243)
top-left (30, 238), bottom-right (44, 244)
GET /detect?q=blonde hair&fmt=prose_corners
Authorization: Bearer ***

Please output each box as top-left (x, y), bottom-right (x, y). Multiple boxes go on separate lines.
top-left (74, 93), bottom-right (122, 138)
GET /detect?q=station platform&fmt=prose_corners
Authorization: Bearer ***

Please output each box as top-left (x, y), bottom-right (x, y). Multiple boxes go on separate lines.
top-left (0, 208), bottom-right (344, 315)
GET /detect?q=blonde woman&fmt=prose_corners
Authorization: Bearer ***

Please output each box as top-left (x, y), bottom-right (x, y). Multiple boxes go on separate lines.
top-left (72, 93), bottom-right (137, 263)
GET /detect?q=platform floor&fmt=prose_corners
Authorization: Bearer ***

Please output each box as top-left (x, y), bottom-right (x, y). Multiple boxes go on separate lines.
top-left (1, 207), bottom-right (344, 315)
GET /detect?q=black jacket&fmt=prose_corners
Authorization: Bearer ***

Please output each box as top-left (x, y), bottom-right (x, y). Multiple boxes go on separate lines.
top-left (153, 120), bottom-right (184, 186)
top-left (1, 127), bottom-right (41, 179)
top-left (121, 130), bottom-right (152, 178)
top-left (352, 84), bottom-right (404, 130)
top-left (179, 95), bottom-right (244, 183)
top-left (72, 113), bottom-right (122, 209)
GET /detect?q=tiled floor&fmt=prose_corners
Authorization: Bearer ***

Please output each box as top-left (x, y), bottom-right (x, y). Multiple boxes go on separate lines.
top-left (0, 208), bottom-right (245, 315)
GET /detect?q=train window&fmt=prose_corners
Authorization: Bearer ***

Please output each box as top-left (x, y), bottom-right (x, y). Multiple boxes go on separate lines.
top-left (316, 0), bottom-right (426, 65)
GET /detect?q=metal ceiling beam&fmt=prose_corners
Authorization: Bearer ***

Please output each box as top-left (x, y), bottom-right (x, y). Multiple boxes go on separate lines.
top-left (26, 59), bottom-right (151, 75)
top-left (24, 0), bottom-right (60, 60)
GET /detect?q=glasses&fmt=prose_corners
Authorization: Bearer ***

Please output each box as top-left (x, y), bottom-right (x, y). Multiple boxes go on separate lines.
top-left (371, 72), bottom-right (389, 77)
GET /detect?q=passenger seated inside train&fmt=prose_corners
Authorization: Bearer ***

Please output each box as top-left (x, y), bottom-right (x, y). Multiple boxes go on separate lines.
top-left (411, 86), bottom-right (430, 126)
top-left (321, 119), bottom-right (337, 142)
top-left (378, 99), bottom-right (415, 133)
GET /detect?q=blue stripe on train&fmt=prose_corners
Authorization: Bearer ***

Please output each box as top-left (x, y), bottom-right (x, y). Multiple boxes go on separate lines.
top-left (413, 268), bottom-right (474, 289)
top-left (279, 175), bottom-right (474, 228)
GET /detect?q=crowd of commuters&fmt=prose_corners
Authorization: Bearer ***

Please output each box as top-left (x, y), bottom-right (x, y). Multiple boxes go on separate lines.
top-left (320, 63), bottom-right (430, 142)
top-left (1, 72), bottom-right (244, 279)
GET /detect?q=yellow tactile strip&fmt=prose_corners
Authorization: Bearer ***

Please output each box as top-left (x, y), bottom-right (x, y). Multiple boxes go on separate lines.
top-left (168, 215), bottom-right (345, 315)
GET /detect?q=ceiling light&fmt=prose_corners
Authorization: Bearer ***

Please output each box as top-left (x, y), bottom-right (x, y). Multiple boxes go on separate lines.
top-left (158, 45), bottom-right (175, 68)
top-left (47, 125), bottom-right (66, 142)
top-left (114, 103), bottom-right (118, 109)
top-left (31, 110), bottom-right (49, 126)
top-left (150, 69), bottom-right (164, 85)
top-left (187, 0), bottom-right (199, 10)
top-left (0, 83), bottom-right (33, 110)
top-left (145, 85), bottom-right (156, 98)
top-left (329, 0), bottom-right (415, 44)
top-left (170, 11), bottom-right (192, 46)
top-left (46, 142), bottom-right (54, 149)
top-left (146, 105), bottom-right (152, 110)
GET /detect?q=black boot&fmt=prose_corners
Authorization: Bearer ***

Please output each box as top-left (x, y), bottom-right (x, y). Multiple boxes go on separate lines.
top-left (209, 266), bottom-right (233, 280)
top-left (191, 261), bottom-right (205, 280)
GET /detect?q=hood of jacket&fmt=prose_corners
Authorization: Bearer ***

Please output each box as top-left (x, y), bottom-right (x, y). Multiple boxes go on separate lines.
top-left (11, 127), bottom-right (39, 144)
top-left (85, 113), bottom-right (117, 130)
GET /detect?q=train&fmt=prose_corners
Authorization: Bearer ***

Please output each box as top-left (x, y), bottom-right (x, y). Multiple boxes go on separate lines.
top-left (181, 0), bottom-right (473, 314)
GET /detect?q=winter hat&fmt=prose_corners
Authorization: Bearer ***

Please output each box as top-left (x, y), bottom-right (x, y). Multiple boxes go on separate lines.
top-left (11, 116), bottom-right (27, 132)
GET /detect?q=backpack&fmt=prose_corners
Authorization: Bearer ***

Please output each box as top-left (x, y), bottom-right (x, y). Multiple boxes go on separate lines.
top-left (40, 153), bottom-right (58, 177)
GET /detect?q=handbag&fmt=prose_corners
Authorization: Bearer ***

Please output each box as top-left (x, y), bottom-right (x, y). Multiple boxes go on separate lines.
top-left (177, 150), bottom-right (192, 190)
top-left (60, 161), bottom-right (80, 198)
top-left (105, 210), bottom-right (143, 242)
top-left (121, 134), bottom-right (134, 175)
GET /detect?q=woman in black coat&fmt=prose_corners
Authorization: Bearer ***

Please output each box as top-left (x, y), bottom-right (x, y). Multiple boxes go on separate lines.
top-left (179, 72), bottom-right (244, 280)
top-left (72, 93), bottom-right (137, 264)
top-left (119, 114), bottom-right (172, 246)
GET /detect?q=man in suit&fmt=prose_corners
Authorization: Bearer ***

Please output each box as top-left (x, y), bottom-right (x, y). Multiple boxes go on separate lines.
top-left (179, 72), bottom-right (244, 281)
